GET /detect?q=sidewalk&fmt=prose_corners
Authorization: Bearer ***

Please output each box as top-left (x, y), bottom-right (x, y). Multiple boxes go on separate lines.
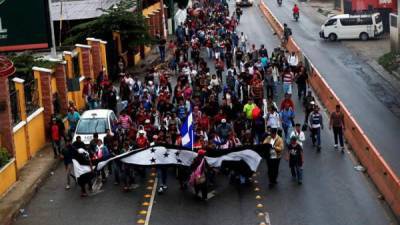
top-left (0, 145), bottom-right (60, 225)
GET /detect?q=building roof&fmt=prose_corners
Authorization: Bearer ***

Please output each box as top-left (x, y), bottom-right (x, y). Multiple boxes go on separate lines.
top-left (51, 0), bottom-right (121, 21)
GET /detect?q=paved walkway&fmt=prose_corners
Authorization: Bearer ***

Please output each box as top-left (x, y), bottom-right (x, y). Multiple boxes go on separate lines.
top-left (0, 146), bottom-right (59, 225)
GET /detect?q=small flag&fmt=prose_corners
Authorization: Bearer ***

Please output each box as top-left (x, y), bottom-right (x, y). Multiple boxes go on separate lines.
top-left (180, 107), bottom-right (194, 149)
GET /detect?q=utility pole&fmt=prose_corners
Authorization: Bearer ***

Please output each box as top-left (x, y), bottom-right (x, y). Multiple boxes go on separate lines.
top-left (47, 0), bottom-right (57, 57)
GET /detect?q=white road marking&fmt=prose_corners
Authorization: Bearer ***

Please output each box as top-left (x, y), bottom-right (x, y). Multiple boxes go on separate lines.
top-left (265, 212), bottom-right (271, 225)
top-left (144, 177), bottom-right (158, 225)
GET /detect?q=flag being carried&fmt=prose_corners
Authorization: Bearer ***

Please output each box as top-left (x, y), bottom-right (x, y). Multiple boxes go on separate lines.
top-left (180, 106), bottom-right (194, 149)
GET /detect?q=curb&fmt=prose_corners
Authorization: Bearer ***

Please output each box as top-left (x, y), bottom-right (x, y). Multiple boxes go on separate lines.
top-left (0, 147), bottom-right (60, 225)
top-left (366, 59), bottom-right (400, 90)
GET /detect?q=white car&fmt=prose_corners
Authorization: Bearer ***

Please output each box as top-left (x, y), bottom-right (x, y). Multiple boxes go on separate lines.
top-left (236, 0), bottom-right (253, 7)
top-left (73, 109), bottom-right (118, 144)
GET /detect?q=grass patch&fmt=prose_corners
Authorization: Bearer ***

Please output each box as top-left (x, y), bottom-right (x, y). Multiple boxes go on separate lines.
top-left (378, 52), bottom-right (400, 73)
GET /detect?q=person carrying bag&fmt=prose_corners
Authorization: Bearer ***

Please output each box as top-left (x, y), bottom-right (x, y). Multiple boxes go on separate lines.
top-left (189, 150), bottom-right (209, 200)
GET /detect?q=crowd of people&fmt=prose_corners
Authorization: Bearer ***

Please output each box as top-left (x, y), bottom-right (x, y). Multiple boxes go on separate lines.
top-left (55, 0), bottom-right (346, 198)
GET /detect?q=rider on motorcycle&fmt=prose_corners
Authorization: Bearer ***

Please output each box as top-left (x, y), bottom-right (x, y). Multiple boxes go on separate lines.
top-left (293, 4), bottom-right (299, 18)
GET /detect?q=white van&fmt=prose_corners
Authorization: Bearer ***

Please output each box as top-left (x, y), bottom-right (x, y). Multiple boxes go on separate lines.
top-left (319, 13), bottom-right (383, 41)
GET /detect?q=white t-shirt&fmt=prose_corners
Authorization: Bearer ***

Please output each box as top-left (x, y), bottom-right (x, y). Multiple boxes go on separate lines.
top-left (267, 112), bottom-right (281, 128)
top-left (288, 55), bottom-right (298, 67)
top-left (289, 129), bottom-right (306, 146)
top-left (240, 34), bottom-right (247, 43)
top-left (125, 77), bottom-right (134, 91)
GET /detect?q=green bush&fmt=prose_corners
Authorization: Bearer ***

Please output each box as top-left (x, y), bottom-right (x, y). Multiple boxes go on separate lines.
top-left (0, 147), bottom-right (10, 168)
top-left (378, 52), bottom-right (399, 73)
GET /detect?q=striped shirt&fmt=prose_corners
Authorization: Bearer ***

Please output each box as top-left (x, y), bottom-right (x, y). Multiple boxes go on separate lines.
top-left (283, 72), bottom-right (294, 84)
top-left (119, 115), bottom-right (132, 129)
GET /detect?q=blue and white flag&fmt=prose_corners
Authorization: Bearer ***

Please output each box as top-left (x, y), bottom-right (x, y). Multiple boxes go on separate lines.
top-left (180, 107), bottom-right (194, 149)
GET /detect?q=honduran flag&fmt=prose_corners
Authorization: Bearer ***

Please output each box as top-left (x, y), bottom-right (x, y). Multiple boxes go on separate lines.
top-left (180, 107), bottom-right (194, 149)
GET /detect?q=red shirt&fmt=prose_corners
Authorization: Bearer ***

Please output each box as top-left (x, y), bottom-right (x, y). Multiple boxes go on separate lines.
top-left (198, 116), bottom-right (210, 131)
top-left (280, 99), bottom-right (295, 111)
top-left (136, 136), bottom-right (149, 148)
top-left (293, 6), bottom-right (299, 14)
top-left (51, 124), bottom-right (60, 141)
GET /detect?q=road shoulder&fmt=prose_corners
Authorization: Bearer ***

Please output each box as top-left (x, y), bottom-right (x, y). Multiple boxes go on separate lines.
top-left (0, 145), bottom-right (59, 225)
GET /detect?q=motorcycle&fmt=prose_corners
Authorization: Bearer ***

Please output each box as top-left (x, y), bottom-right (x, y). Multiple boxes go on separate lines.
top-left (277, 0), bottom-right (282, 6)
top-left (293, 12), bottom-right (299, 21)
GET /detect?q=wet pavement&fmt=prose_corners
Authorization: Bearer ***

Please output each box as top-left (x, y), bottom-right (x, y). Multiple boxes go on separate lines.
top-left (11, 4), bottom-right (397, 225)
top-left (261, 0), bottom-right (400, 176)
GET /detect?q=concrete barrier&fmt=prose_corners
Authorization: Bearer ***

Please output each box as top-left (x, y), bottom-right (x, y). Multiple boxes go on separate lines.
top-left (259, 1), bottom-right (400, 218)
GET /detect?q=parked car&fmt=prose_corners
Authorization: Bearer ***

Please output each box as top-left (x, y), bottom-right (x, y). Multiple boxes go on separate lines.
top-left (73, 109), bottom-right (117, 144)
top-left (236, 0), bottom-right (253, 7)
top-left (319, 13), bottom-right (383, 41)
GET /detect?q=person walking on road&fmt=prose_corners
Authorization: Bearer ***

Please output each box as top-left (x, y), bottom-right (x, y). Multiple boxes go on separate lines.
top-left (61, 138), bottom-right (76, 190)
top-left (303, 91), bottom-right (315, 124)
top-left (243, 98), bottom-right (256, 121)
top-left (239, 32), bottom-right (248, 52)
top-left (190, 149), bottom-right (209, 200)
top-left (295, 64), bottom-right (308, 100)
top-left (282, 68), bottom-right (294, 95)
top-left (289, 123), bottom-right (306, 146)
top-left (263, 128), bottom-right (284, 188)
top-left (50, 118), bottom-right (62, 159)
top-left (287, 52), bottom-right (298, 71)
top-left (286, 136), bottom-right (304, 185)
top-left (66, 107), bottom-right (80, 138)
top-left (158, 34), bottom-right (167, 62)
top-left (280, 103), bottom-right (295, 137)
top-left (309, 105), bottom-right (323, 151)
top-left (329, 104), bottom-right (346, 152)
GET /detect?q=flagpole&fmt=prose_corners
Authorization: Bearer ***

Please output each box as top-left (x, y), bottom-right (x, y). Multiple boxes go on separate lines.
top-left (191, 129), bottom-right (194, 151)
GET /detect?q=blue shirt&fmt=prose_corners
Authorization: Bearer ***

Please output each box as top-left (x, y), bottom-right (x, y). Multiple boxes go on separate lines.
top-left (261, 57), bottom-right (268, 67)
top-left (67, 112), bottom-right (80, 130)
top-left (280, 109), bottom-right (295, 127)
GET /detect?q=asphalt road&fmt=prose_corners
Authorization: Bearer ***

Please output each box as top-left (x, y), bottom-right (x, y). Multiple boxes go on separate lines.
top-left (12, 4), bottom-right (397, 225)
top-left (262, 0), bottom-right (400, 176)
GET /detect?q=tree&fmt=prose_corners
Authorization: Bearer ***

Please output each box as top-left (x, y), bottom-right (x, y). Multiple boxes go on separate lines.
top-left (64, 0), bottom-right (153, 49)
top-left (7, 52), bottom-right (57, 80)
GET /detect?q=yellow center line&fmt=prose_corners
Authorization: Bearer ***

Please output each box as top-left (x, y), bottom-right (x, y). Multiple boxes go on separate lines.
top-left (144, 176), bottom-right (158, 225)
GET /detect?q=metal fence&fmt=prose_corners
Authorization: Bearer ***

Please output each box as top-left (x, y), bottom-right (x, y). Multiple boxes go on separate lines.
top-left (24, 79), bottom-right (40, 116)
top-left (9, 90), bottom-right (21, 125)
